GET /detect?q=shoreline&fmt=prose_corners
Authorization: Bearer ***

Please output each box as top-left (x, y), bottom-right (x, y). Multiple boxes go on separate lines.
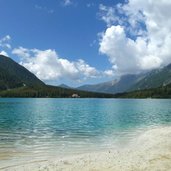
top-left (1, 126), bottom-right (171, 171)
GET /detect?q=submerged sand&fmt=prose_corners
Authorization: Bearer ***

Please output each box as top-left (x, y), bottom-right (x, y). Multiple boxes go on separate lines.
top-left (1, 126), bottom-right (171, 171)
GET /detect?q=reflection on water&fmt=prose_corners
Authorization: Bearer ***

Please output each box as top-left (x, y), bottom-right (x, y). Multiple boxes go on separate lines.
top-left (0, 98), bottom-right (171, 162)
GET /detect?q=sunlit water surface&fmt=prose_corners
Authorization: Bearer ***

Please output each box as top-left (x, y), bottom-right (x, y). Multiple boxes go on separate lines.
top-left (0, 98), bottom-right (171, 165)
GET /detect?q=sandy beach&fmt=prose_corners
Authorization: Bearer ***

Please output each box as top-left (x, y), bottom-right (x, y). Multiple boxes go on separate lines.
top-left (1, 126), bottom-right (171, 171)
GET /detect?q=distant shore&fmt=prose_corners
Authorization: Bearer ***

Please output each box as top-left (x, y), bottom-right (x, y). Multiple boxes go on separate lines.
top-left (1, 126), bottom-right (171, 171)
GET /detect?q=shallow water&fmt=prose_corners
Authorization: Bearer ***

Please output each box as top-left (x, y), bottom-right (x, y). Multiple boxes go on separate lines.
top-left (0, 98), bottom-right (171, 165)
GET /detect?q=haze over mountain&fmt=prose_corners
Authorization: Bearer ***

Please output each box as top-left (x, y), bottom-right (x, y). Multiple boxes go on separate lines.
top-left (58, 84), bottom-right (71, 89)
top-left (77, 74), bottom-right (144, 94)
top-left (77, 64), bottom-right (171, 94)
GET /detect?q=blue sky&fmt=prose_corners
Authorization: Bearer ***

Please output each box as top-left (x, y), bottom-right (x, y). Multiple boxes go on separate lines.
top-left (0, 0), bottom-right (171, 86)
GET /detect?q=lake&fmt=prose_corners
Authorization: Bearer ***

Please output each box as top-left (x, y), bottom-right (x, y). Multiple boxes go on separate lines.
top-left (0, 98), bottom-right (171, 169)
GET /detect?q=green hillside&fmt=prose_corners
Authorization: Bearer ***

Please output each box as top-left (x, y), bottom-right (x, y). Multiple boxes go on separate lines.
top-left (0, 85), bottom-right (115, 98)
top-left (130, 64), bottom-right (171, 91)
top-left (0, 55), bottom-right (44, 90)
top-left (115, 84), bottom-right (171, 98)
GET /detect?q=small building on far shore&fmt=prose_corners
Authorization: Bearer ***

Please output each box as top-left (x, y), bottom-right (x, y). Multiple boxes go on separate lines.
top-left (71, 94), bottom-right (80, 98)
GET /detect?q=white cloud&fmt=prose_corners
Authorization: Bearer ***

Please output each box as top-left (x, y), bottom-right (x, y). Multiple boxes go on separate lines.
top-left (0, 50), bottom-right (8, 56)
top-left (99, 25), bottom-right (144, 74)
top-left (99, 4), bottom-right (118, 27)
top-left (104, 69), bottom-right (115, 77)
top-left (0, 35), bottom-right (11, 49)
top-left (12, 47), bottom-right (30, 59)
top-left (12, 47), bottom-right (100, 82)
top-left (63, 0), bottom-right (72, 6)
top-left (99, 1), bottom-right (171, 74)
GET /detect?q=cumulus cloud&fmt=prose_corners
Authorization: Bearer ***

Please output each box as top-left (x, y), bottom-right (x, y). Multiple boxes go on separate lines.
top-left (99, 0), bottom-right (171, 74)
top-left (12, 47), bottom-right (100, 82)
top-left (0, 35), bottom-right (11, 49)
top-left (0, 50), bottom-right (8, 56)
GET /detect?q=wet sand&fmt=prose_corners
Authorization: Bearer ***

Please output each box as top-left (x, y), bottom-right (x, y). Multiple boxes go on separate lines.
top-left (1, 126), bottom-right (171, 171)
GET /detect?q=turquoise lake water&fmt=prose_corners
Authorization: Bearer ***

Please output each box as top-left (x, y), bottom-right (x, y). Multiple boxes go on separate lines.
top-left (0, 98), bottom-right (171, 162)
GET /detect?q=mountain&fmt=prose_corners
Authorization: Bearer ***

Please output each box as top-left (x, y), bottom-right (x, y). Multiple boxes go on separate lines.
top-left (0, 55), bottom-right (115, 98)
top-left (106, 74), bottom-right (146, 93)
top-left (0, 55), bottom-right (44, 90)
top-left (1, 54), bottom-right (171, 98)
top-left (77, 79), bottom-right (117, 93)
top-left (77, 64), bottom-right (171, 94)
top-left (77, 74), bottom-right (146, 94)
top-left (115, 83), bottom-right (171, 98)
top-left (58, 84), bottom-right (71, 89)
top-left (130, 64), bottom-right (171, 91)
